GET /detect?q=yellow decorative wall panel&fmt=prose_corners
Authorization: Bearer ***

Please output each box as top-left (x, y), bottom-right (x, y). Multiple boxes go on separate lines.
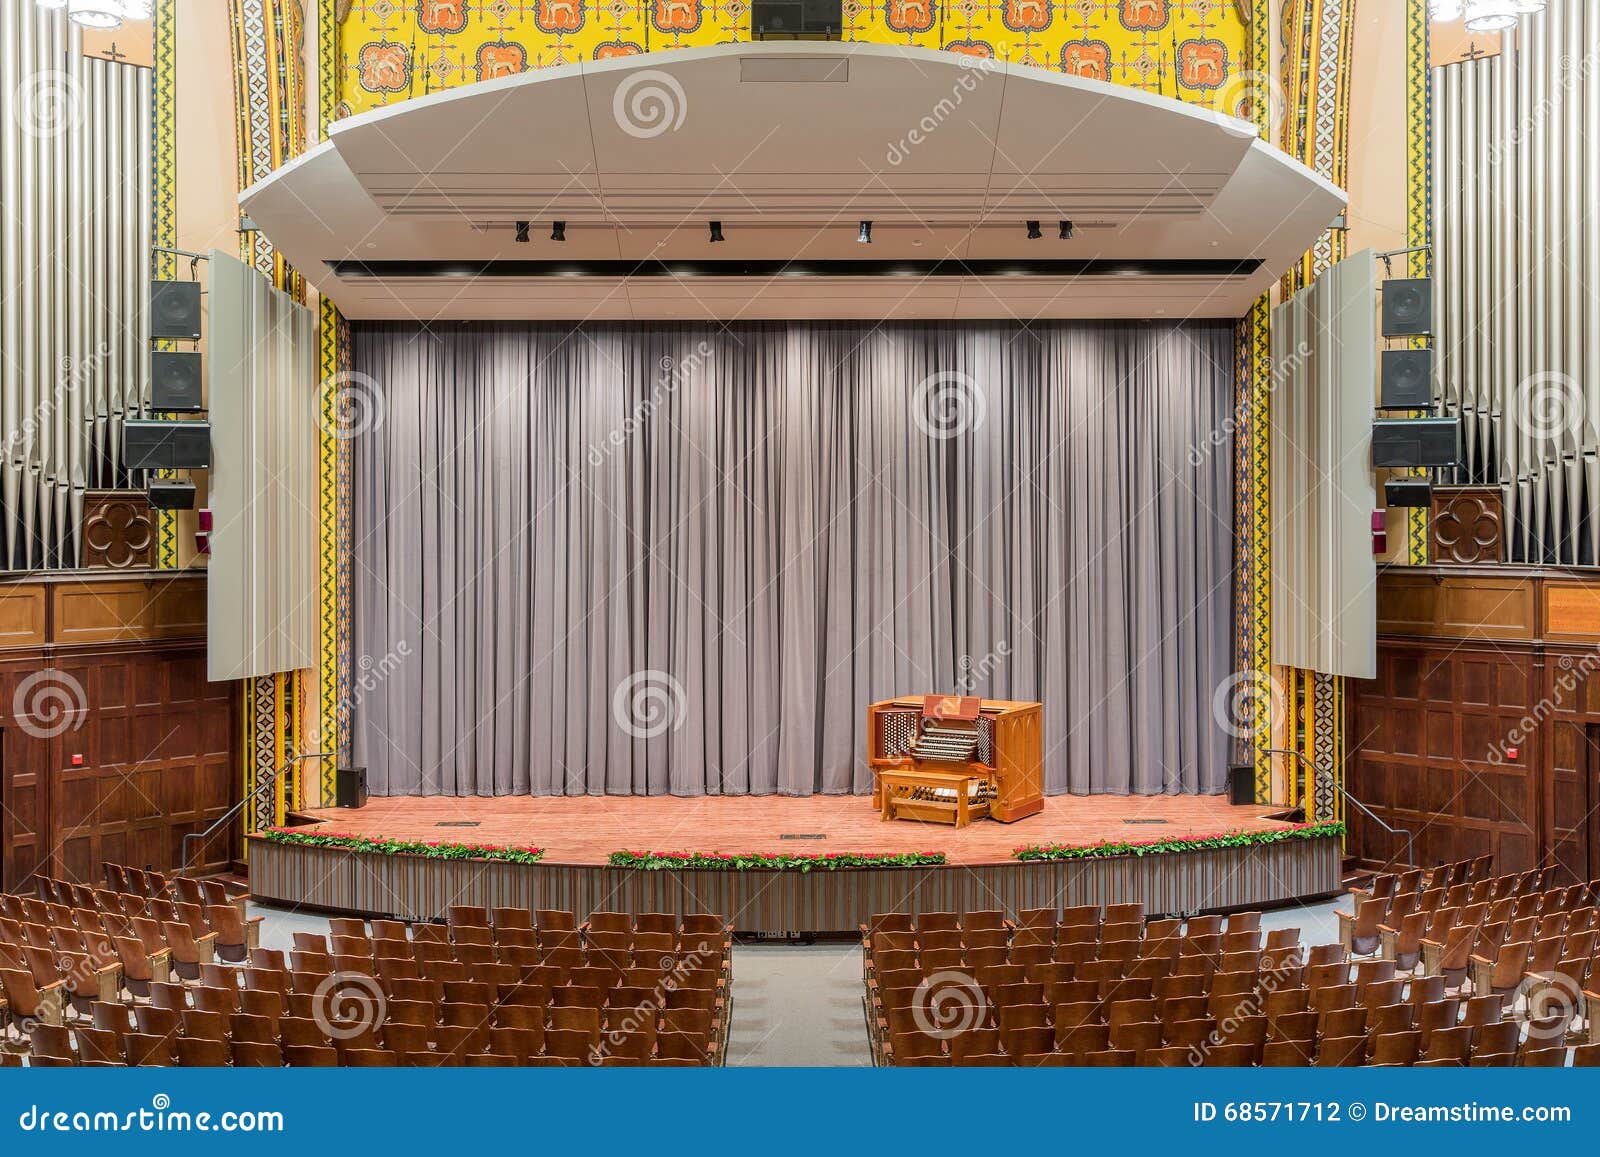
top-left (337, 0), bottom-right (1248, 116)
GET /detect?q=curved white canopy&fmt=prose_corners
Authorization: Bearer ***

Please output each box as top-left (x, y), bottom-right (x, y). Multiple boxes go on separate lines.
top-left (242, 42), bottom-right (1345, 321)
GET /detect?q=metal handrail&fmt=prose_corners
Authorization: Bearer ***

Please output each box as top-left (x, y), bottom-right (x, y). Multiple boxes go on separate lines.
top-left (181, 751), bottom-right (332, 875)
top-left (1261, 746), bottom-right (1416, 868)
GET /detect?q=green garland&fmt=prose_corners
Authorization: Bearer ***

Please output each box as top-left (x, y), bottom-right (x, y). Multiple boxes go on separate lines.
top-left (608, 850), bottom-right (947, 872)
top-left (261, 827), bottom-right (544, 865)
top-left (1013, 821), bottom-right (1346, 862)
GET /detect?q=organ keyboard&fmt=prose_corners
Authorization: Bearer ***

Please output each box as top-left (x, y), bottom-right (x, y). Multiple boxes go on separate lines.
top-left (867, 695), bottom-right (1043, 827)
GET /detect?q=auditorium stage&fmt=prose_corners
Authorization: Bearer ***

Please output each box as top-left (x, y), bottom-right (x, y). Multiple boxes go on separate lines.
top-left (289, 793), bottom-right (1292, 866)
top-left (249, 794), bottom-right (1342, 934)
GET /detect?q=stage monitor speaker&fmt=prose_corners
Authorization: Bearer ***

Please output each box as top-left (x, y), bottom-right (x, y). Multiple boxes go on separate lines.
top-left (1380, 348), bottom-right (1433, 410)
top-left (1372, 417), bottom-right (1458, 469)
top-left (752, 0), bottom-right (841, 36)
top-left (1228, 764), bottom-right (1256, 806)
top-left (1384, 479), bottom-right (1433, 508)
top-left (124, 419), bottom-right (212, 470)
top-left (147, 480), bottom-right (196, 510)
top-left (1382, 278), bottom-right (1433, 336)
top-left (149, 280), bottom-right (202, 340)
top-left (151, 351), bottom-right (203, 412)
top-left (336, 766), bottom-right (369, 809)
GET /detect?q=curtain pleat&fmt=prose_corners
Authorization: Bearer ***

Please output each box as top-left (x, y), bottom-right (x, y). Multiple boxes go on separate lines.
top-left (352, 321), bottom-right (1234, 797)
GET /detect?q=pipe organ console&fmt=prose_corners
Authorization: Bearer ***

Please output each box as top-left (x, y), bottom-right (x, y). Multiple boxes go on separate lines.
top-left (867, 696), bottom-right (1043, 827)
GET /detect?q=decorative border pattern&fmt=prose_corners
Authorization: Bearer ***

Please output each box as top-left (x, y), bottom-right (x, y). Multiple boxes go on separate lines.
top-left (1238, 1), bottom-right (1273, 804)
top-left (152, 0), bottom-right (178, 567)
top-left (317, 0), bottom-right (351, 806)
top-left (229, 0), bottom-right (313, 839)
top-left (1404, 0), bottom-right (1432, 564)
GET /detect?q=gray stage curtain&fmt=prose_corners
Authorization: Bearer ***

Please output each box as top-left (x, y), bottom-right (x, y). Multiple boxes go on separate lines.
top-left (351, 321), bottom-right (1234, 798)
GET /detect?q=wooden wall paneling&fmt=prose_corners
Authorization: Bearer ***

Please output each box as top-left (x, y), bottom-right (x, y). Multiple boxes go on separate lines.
top-left (1540, 648), bottom-right (1600, 884)
top-left (1375, 572), bottom-right (1536, 641)
top-left (0, 664), bottom-right (51, 892)
top-left (51, 576), bottom-right (207, 646)
top-left (1348, 637), bottom-right (1540, 872)
top-left (0, 586), bottom-right (47, 649)
top-left (1544, 582), bottom-right (1600, 644)
top-left (0, 573), bottom-right (237, 889)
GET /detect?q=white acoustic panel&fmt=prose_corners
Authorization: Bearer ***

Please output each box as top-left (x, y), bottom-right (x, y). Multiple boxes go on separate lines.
top-left (207, 250), bottom-right (318, 681)
top-left (1271, 250), bottom-right (1378, 680)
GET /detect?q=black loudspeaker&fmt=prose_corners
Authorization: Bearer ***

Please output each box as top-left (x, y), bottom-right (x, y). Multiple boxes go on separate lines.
top-left (1372, 418), bottom-right (1459, 468)
top-left (336, 766), bottom-right (369, 809)
top-left (1380, 348), bottom-right (1433, 410)
top-left (149, 280), bottom-right (202, 340)
top-left (151, 351), bottom-right (203, 412)
top-left (752, 0), bottom-right (842, 36)
top-left (146, 480), bottom-right (196, 510)
top-left (1228, 764), bottom-right (1256, 806)
top-left (1385, 479), bottom-right (1433, 508)
top-left (124, 419), bottom-right (211, 469)
top-left (1382, 277), bottom-right (1433, 337)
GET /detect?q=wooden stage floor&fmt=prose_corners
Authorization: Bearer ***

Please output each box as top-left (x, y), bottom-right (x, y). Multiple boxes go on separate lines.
top-left (301, 793), bottom-right (1293, 868)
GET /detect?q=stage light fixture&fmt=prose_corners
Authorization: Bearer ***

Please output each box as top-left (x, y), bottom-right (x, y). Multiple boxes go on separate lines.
top-left (1026, 221), bottom-right (1042, 240)
top-left (513, 221), bottom-right (530, 243)
top-left (550, 221), bottom-right (566, 242)
top-left (1059, 220), bottom-right (1075, 240)
top-left (708, 221), bottom-right (724, 243)
top-left (857, 221), bottom-right (872, 245)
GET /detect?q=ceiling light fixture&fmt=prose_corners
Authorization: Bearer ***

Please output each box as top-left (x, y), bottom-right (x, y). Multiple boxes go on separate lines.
top-left (1430, 0), bottom-right (1545, 32)
top-left (513, 221), bottom-right (530, 243)
top-left (67, 0), bottom-right (125, 28)
top-left (857, 221), bottom-right (872, 245)
top-left (1464, 0), bottom-right (1522, 30)
top-left (708, 221), bottom-right (724, 243)
top-left (1059, 220), bottom-right (1075, 240)
top-left (550, 221), bottom-right (566, 242)
top-left (1026, 220), bottom-right (1042, 240)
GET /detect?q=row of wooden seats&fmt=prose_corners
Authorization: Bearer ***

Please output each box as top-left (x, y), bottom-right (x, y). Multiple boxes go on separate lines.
top-left (36, 872), bottom-right (239, 916)
top-left (1361, 857), bottom-right (1497, 904)
top-left (25, 1003), bottom-right (715, 1068)
top-left (2, 892), bottom-right (260, 967)
top-left (866, 935), bottom-right (1306, 996)
top-left (862, 906), bottom-right (1262, 947)
top-left (16, 904), bottom-right (736, 1067)
top-left (883, 1023), bottom-right (1600, 1067)
top-left (1343, 878), bottom-right (1598, 958)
